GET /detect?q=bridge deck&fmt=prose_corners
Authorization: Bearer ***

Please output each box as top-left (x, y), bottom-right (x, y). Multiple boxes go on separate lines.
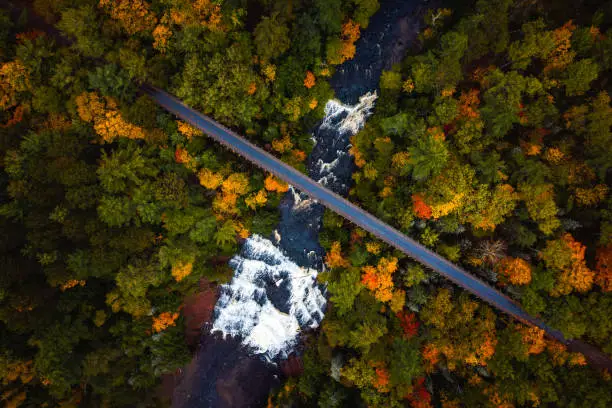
top-left (143, 85), bottom-right (612, 371)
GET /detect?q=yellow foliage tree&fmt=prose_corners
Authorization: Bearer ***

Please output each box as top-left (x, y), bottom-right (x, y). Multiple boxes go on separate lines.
top-left (574, 184), bottom-right (608, 207)
top-left (170, 0), bottom-right (223, 30)
top-left (75, 92), bottom-right (145, 143)
top-left (221, 173), bottom-right (250, 196)
top-left (543, 147), bottom-right (565, 164)
top-left (171, 261), bottom-right (193, 282)
top-left (430, 193), bottom-right (465, 219)
top-left (177, 120), bottom-right (202, 139)
top-left (365, 242), bottom-right (381, 255)
top-left (0, 60), bottom-right (30, 110)
top-left (421, 289), bottom-right (497, 370)
top-left (198, 168), bottom-right (224, 190)
top-left (245, 189), bottom-right (268, 210)
top-left (272, 135), bottom-right (293, 153)
top-left (402, 78), bottom-right (415, 93)
top-left (391, 151), bottom-right (411, 169)
top-left (94, 110), bottom-right (146, 143)
top-left (262, 64), bottom-right (276, 82)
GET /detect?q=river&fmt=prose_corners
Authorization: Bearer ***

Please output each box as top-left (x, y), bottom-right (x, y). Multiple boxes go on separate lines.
top-left (172, 2), bottom-right (426, 407)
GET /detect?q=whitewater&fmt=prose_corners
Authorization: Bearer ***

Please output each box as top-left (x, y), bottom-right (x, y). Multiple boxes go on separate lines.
top-left (211, 93), bottom-right (377, 359)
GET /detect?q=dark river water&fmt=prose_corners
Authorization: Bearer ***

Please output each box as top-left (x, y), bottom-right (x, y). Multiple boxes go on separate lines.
top-left (172, 2), bottom-right (425, 407)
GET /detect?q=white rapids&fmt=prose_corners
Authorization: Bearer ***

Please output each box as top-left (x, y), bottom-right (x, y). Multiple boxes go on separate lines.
top-left (321, 92), bottom-right (377, 137)
top-left (211, 93), bottom-right (377, 360)
top-left (211, 235), bottom-right (326, 359)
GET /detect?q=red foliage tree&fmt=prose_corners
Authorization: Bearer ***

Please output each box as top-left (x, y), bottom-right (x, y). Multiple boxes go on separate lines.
top-left (596, 244), bottom-right (612, 292)
top-left (412, 194), bottom-right (432, 219)
top-left (397, 310), bottom-right (420, 339)
top-left (406, 377), bottom-right (432, 408)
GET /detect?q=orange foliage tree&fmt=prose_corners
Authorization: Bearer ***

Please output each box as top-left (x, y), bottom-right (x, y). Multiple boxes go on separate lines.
top-left (264, 174), bottom-right (289, 193)
top-left (458, 89), bottom-right (480, 119)
top-left (340, 20), bottom-right (360, 62)
top-left (361, 257), bottom-right (405, 311)
top-left (325, 241), bottom-right (349, 269)
top-left (1, 104), bottom-right (25, 128)
top-left (152, 311), bottom-right (179, 333)
top-left (422, 344), bottom-right (440, 373)
top-left (495, 257), bottom-right (532, 285)
top-left (99, 0), bottom-right (157, 35)
top-left (541, 233), bottom-right (595, 296)
top-left (372, 365), bottom-right (390, 393)
top-left (518, 325), bottom-right (546, 356)
top-left (544, 20), bottom-right (576, 72)
top-left (303, 71), bottom-right (316, 89)
top-left (153, 24), bottom-right (172, 52)
top-left (328, 20), bottom-right (361, 65)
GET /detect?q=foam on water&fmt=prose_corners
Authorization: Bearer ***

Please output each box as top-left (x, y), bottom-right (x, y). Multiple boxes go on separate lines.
top-left (321, 92), bottom-right (377, 137)
top-left (211, 93), bottom-right (377, 360)
top-left (212, 235), bottom-right (326, 359)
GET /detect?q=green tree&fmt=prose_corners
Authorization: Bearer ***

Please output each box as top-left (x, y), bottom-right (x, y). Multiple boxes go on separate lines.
top-left (254, 13), bottom-right (291, 61)
top-left (562, 59), bottom-right (599, 96)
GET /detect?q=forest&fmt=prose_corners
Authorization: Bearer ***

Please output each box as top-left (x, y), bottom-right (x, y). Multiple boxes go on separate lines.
top-left (0, 0), bottom-right (611, 407)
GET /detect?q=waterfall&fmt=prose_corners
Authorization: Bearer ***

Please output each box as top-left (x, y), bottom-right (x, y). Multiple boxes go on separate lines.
top-left (211, 93), bottom-right (377, 360)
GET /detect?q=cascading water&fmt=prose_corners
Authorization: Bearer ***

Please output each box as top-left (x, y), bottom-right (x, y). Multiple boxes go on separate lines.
top-left (211, 94), bottom-right (377, 360)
